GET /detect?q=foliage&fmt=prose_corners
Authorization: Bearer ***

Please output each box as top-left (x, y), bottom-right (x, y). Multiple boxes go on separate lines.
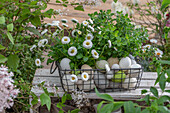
top-left (95, 59), bottom-right (170, 113)
top-left (48, 10), bottom-right (148, 69)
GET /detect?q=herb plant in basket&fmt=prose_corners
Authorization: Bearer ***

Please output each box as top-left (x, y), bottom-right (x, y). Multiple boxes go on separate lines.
top-left (48, 10), bottom-right (148, 92)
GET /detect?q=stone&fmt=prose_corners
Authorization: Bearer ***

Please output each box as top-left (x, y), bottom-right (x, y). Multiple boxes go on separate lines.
top-left (109, 81), bottom-right (120, 88)
top-left (60, 58), bottom-right (71, 74)
top-left (96, 60), bottom-right (109, 69)
top-left (62, 74), bottom-right (77, 91)
top-left (94, 71), bottom-right (109, 89)
top-left (112, 71), bottom-right (126, 83)
top-left (78, 80), bottom-right (95, 91)
top-left (131, 59), bottom-right (137, 65)
top-left (81, 64), bottom-right (94, 78)
top-left (128, 64), bottom-right (142, 77)
top-left (128, 54), bottom-right (135, 60)
top-left (106, 71), bottom-right (114, 79)
top-left (111, 64), bottom-right (120, 69)
top-left (107, 57), bottom-right (119, 68)
top-left (119, 57), bottom-right (131, 68)
top-left (122, 78), bottom-right (137, 89)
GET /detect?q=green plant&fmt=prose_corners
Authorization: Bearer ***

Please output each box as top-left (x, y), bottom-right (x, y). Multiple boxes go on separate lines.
top-left (95, 59), bottom-right (170, 113)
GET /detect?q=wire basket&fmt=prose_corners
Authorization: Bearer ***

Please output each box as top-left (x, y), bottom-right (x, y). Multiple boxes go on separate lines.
top-left (50, 61), bottom-right (143, 93)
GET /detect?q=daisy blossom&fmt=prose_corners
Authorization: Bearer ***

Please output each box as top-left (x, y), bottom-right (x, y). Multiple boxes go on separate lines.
top-left (71, 18), bottom-right (79, 23)
top-left (83, 40), bottom-right (93, 49)
top-left (135, 25), bottom-right (141, 29)
top-left (68, 47), bottom-right (77, 56)
top-left (91, 49), bottom-right (99, 59)
top-left (143, 44), bottom-right (151, 49)
top-left (82, 21), bottom-right (89, 26)
top-left (30, 45), bottom-right (37, 52)
top-left (155, 50), bottom-right (163, 57)
top-left (70, 74), bottom-right (78, 83)
top-left (41, 29), bottom-right (48, 35)
top-left (35, 59), bottom-right (41, 66)
top-left (85, 33), bottom-right (94, 40)
top-left (150, 39), bottom-right (157, 44)
top-left (81, 72), bottom-right (89, 81)
top-left (61, 36), bottom-right (70, 44)
top-left (77, 30), bottom-right (82, 35)
top-left (108, 40), bottom-right (112, 48)
top-left (98, 31), bottom-right (102, 35)
top-left (72, 29), bottom-right (77, 37)
top-left (88, 25), bottom-right (94, 32)
top-left (88, 19), bottom-right (93, 24)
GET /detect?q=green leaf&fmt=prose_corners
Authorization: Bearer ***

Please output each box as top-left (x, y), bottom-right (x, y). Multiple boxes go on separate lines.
top-left (0, 44), bottom-right (5, 50)
top-left (141, 108), bottom-right (150, 113)
top-left (40, 93), bottom-right (51, 111)
top-left (161, 0), bottom-right (170, 10)
top-left (30, 16), bottom-right (41, 26)
top-left (150, 87), bottom-right (158, 97)
top-left (7, 32), bottom-right (14, 44)
top-left (56, 0), bottom-right (61, 3)
top-left (95, 88), bottom-right (114, 102)
top-left (141, 89), bottom-right (148, 94)
top-left (0, 16), bottom-right (5, 24)
top-left (76, 53), bottom-right (83, 59)
top-left (158, 60), bottom-right (170, 65)
top-left (124, 101), bottom-right (135, 113)
top-left (62, 94), bottom-right (66, 103)
top-left (144, 94), bottom-right (150, 105)
top-left (158, 95), bottom-right (170, 105)
top-left (112, 102), bottom-right (124, 111)
top-left (102, 0), bottom-right (107, 3)
top-left (165, 90), bottom-right (170, 93)
top-left (26, 27), bottom-right (41, 36)
top-left (97, 101), bottom-right (106, 113)
top-left (31, 99), bottom-right (38, 105)
top-left (7, 23), bottom-right (14, 31)
top-left (113, 0), bottom-right (117, 3)
top-left (0, 54), bottom-right (7, 63)
top-left (100, 103), bottom-right (114, 113)
top-left (74, 5), bottom-right (84, 11)
top-left (159, 73), bottom-right (166, 91)
top-left (158, 106), bottom-right (170, 113)
top-left (7, 54), bottom-right (20, 70)
top-left (71, 109), bottom-right (80, 113)
top-left (83, 56), bottom-right (89, 62)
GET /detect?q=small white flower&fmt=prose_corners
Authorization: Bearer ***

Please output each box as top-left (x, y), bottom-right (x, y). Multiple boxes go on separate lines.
top-left (88, 25), bottom-right (94, 32)
top-left (71, 18), bottom-right (79, 23)
top-left (52, 32), bottom-right (58, 36)
top-left (164, 12), bottom-right (169, 19)
top-left (123, 7), bottom-right (129, 15)
top-left (35, 59), bottom-right (41, 66)
top-left (81, 72), bottom-right (89, 81)
top-left (82, 21), bottom-right (89, 26)
top-left (108, 40), bottom-right (112, 48)
top-left (41, 29), bottom-right (48, 35)
top-left (38, 39), bottom-right (48, 47)
top-left (43, 39), bottom-right (48, 45)
top-left (98, 31), bottom-right (102, 35)
top-left (88, 19), bottom-right (93, 24)
top-left (155, 50), bottom-right (163, 57)
top-left (150, 39), bottom-right (157, 44)
top-left (62, 23), bottom-right (68, 27)
top-left (132, 0), bottom-right (140, 5)
top-left (142, 48), bottom-right (146, 53)
top-left (130, 22), bottom-right (136, 25)
top-left (72, 29), bottom-right (77, 37)
top-left (70, 74), bottom-right (78, 83)
top-left (51, 21), bottom-right (60, 26)
top-left (61, 36), bottom-right (70, 44)
top-left (129, 9), bottom-right (134, 16)
top-left (57, 25), bottom-right (63, 30)
top-left (97, 27), bottom-right (101, 30)
top-left (91, 49), bottom-right (99, 59)
top-left (83, 40), bottom-right (93, 49)
top-left (151, 6), bottom-right (159, 13)
top-left (30, 45), bottom-right (37, 52)
top-left (61, 19), bottom-right (68, 23)
top-left (114, 47), bottom-right (118, 51)
top-left (111, 1), bottom-right (123, 13)
top-left (143, 44), bottom-right (151, 49)
top-left (68, 47), bottom-right (77, 56)
top-left (77, 30), bottom-right (82, 35)
top-left (135, 25), bottom-right (141, 29)
top-left (85, 33), bottom-right (94, 40)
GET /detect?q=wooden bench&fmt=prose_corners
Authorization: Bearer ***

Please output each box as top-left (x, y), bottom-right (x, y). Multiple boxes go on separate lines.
top-left (30, 69), bottom-right (170, 113)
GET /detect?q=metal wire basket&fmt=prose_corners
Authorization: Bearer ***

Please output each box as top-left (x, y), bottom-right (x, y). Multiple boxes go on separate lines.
top-left (50, 61), bottom-right (143, 93)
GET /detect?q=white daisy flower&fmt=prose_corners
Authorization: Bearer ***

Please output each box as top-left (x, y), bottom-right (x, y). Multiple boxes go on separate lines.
top-left (82, 21), bottom-right (89, 26)
top-left (114, 47), bottom-right (118, 51)
top-left (38, 39), bottom-right (48, 47)
top-left (35, 59), bottom-right (41, 66)
top-left (51, 21), bottom-right (60, 26)
top-left (123, 7), bottom-right (129, 15)
top-left (135, 25), bottom-right (141, 29)
top-left (130, 22), bottom-right (136, 25)
top-left (142, 48), bottom-right (146, 53)
top-left (151, 6), bottom-right (159, 13)
top-left (88, 19), bottom-right (93, 24)
top-left (83, 40), bottom-right (93, 49)
top-left (70, 74), bottom-right (78, 83)
top-left (143, 44), bottom-right (151, 49)
top-left (61, 19), bottom-right (68, 23)
top-left (111, 1), bottom-right (123, 13)
top-left (91, 49), bottom-right (99, 59)
top-left (108, 40), bottom-right (112, 48)
top-left (72, 29), bottom-right (77, 37)
top-left (81, 72), bottom-right (89, 81)
top-left (88, 25), bottom-right (94, 32)
top-left (68, 47), bottom-right (77, 56)
top-left (30, 45), bottom-right (37, 52)
top-left (98, 31), bottom-right (102, 35)
top-left (164, 12), bottom-right (169, 19)
top-left (57, 25), bottom-right (63, 30)
top-left (77, 30), bottom-right (82, 35)
top-left (132, 0), bottom-right (140, 5)
top-left (62, 23), bottom-right (68, 27)
top-left (41, 29), bottom-right (48, 35)
top-left (85, 33), bottom-right (94, 40)
top-left (150, 39), bottom-right (157, 44)
top-left (61, 36), bottom-right (70, 44)
top-left (43, 39), bottom-right (48, 45)
top-left (71, 18), bottom-right (79, 23)
top-left (155, 50), bottom-right (163, 57)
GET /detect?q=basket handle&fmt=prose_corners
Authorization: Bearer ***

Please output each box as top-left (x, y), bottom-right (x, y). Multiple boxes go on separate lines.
top-left (50, 61), bottom-right (58, 74)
